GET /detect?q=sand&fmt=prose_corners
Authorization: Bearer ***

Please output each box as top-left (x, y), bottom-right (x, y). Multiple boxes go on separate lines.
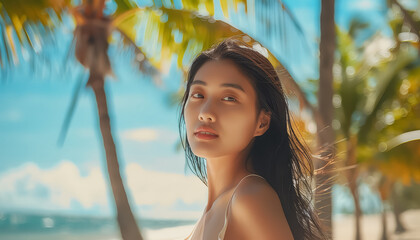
top-left (333, 209), bottom-right (420, 240)
top-left (144, 209), bottom-right (420, 240)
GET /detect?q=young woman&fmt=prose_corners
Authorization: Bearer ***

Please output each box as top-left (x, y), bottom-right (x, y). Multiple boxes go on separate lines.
top-left (178, 38), bottom-right (327, 240)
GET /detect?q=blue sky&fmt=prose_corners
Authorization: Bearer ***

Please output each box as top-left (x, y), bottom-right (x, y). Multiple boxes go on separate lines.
top-left (0, 0), bottom-right (399, 219)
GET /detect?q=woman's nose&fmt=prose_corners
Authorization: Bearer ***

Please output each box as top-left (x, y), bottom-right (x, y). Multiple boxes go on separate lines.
top-left (198, 100), bottom-right (216, 122)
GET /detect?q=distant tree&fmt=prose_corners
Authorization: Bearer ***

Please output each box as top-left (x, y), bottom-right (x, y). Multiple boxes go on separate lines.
top-left (332, 4), bottom-right (420, 238)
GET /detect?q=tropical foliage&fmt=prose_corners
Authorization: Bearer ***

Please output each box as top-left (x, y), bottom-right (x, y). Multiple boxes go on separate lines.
top-left (330, 1), bottom-right (420, 238)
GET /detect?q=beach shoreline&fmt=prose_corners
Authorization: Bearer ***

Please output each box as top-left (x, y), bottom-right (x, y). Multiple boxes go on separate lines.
top-left (1, 209), bottom-right (418, 240)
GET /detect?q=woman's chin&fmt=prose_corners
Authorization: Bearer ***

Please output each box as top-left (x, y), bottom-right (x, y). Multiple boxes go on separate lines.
top-left (191, 148), bottom-right (221, 159)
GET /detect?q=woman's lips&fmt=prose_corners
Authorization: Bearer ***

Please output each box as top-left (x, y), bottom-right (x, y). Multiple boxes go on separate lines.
top-left (194, 132), bottom-right (218, 140)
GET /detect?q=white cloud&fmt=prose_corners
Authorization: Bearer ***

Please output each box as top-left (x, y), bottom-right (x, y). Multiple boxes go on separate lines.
top-left (122, 128), bottom-right (179, 143)
top-left (0, 160), bottom-right (206, 219)
top-left (123, 128), bottom-right (159, 142)
top-left (125, 163), bottom-right (206, 207)
top-left (0, 161), bottom-right (108, 210)
top-left (348, 1), bottom-right (378, 10)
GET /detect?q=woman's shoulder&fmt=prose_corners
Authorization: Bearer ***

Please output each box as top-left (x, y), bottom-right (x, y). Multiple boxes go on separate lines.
top-left (235, 174), bottom-right (272, 195)
top-left (226, 175), bottom-right (294, 239)
top-left (232, 175), bottom-right (281, 213)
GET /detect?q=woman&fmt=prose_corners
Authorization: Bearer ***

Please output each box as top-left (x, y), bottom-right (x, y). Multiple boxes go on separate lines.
top-left (178, 38), bottom-right (327, 240)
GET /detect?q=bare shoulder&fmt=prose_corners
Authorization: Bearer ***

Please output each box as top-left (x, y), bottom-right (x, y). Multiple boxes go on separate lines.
top-left (224, 176), bottom-right (294, 240)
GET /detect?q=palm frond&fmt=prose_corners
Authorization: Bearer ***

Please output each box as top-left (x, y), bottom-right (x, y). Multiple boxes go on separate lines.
top-left (112, 0), bottom-right (138, 17)
top-left (113, 6), bottom-right (315, 113)
top-left (113, 0), bottom-right (309, 65)
top-left (114, 27), bottom-right (161, 85)
top-left (358, 46), bottom-right (418, 144)
top-left (114, 7), bottom-right (270, 71)
top-left (0, 0), bottom-right (72, 69)
top-left (335, 26), bottom-right (371, 138)
top-left (57, 69), bottom-right (87, 146)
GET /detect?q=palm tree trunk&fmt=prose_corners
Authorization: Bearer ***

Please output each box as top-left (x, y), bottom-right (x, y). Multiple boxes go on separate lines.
top-left (393, 204), bottom-right (406, 233)
top-left (349, 178), bottom-right (362, 240)
top-left (89, 73), bottom-right (143, 240)
top-left (346, 137), bottom-right (362, 240)
top-left (391, 187), bottom-right (406, 233)
top-left (378, 177), bottom-right (393, 240)
top-left (381, 207), bottom-right (388, 240)
top-left (315, 0), bottom-right (336, 238)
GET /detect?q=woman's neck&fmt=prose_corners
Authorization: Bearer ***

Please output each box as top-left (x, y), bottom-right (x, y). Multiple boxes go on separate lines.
top-left (204, 151), bottom-right (255, 213)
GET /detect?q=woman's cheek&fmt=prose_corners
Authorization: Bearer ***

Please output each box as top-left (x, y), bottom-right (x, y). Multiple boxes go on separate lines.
top-left (224, 112), bottom-right (256, 143)
top-left (183, 105), bottom-right (195, 136)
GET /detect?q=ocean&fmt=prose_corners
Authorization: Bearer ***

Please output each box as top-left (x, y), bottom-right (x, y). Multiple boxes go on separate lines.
top-left (0, 184), bottom-right (384, 239)
top-left (0, 212), bottom-right (196, 240)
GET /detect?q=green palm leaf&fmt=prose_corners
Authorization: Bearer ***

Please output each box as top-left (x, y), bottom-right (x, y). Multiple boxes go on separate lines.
top-left (114, 6), bottom-right (286, 72)
top-left (358, 47), bottom-right (418, 144)
top-left (0, 0), bottom-right (72, 68)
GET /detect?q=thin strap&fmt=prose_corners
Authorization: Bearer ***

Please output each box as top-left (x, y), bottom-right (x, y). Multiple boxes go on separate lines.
top-left (186, 208), bottom-right (206, 240)
top-left (217, 174), bottom-right (265, 240)
top-left (185, 223), bottom-right (196, 240)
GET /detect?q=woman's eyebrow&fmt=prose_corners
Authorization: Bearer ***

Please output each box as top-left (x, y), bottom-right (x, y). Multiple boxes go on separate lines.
top-left (192, 79), bottom-right (246, 93)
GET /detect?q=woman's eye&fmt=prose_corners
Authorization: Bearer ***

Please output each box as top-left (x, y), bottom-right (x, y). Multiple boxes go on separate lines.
top-left (223, 96), bottom-right (237, 102)
top-left (191, 93), bottom-right (203, 98)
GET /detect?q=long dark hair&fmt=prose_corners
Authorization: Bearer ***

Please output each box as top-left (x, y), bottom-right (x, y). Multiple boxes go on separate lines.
top-left (178, 38), bottom-right (328, 240)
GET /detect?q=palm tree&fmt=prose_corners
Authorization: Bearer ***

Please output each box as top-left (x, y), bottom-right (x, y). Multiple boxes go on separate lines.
top-left (333, 12), bottom-right (419, 238)
top-left (1, 0), bottom-right (311, 239)
top-left (315, 1), bottom-right (336, 238)
top-left (334, 22), bottom-right (370, 240)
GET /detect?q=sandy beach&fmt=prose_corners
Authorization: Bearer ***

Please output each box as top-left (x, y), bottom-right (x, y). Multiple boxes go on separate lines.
top-left (333, 209), bottom-right (420, 240)
top-left (144, 209), bottom-right (420, 240)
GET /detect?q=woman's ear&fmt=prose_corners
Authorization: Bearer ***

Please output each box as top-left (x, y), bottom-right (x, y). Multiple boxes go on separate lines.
top-left (254, 109), bottom-right (271, 137)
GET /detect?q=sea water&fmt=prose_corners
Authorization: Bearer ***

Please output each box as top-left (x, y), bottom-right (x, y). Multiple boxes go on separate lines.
top-left (0, 212), bottom-right (196, 240)
top-left (0, 184), bottom-right (383, 239)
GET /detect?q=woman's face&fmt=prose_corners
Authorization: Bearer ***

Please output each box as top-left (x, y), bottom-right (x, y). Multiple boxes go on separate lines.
top-left (184, 59), bottom-right (269, 159)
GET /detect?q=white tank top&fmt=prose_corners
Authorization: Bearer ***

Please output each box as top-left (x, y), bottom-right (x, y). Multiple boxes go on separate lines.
top-left (185, 174), bottom-right (265, 240)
